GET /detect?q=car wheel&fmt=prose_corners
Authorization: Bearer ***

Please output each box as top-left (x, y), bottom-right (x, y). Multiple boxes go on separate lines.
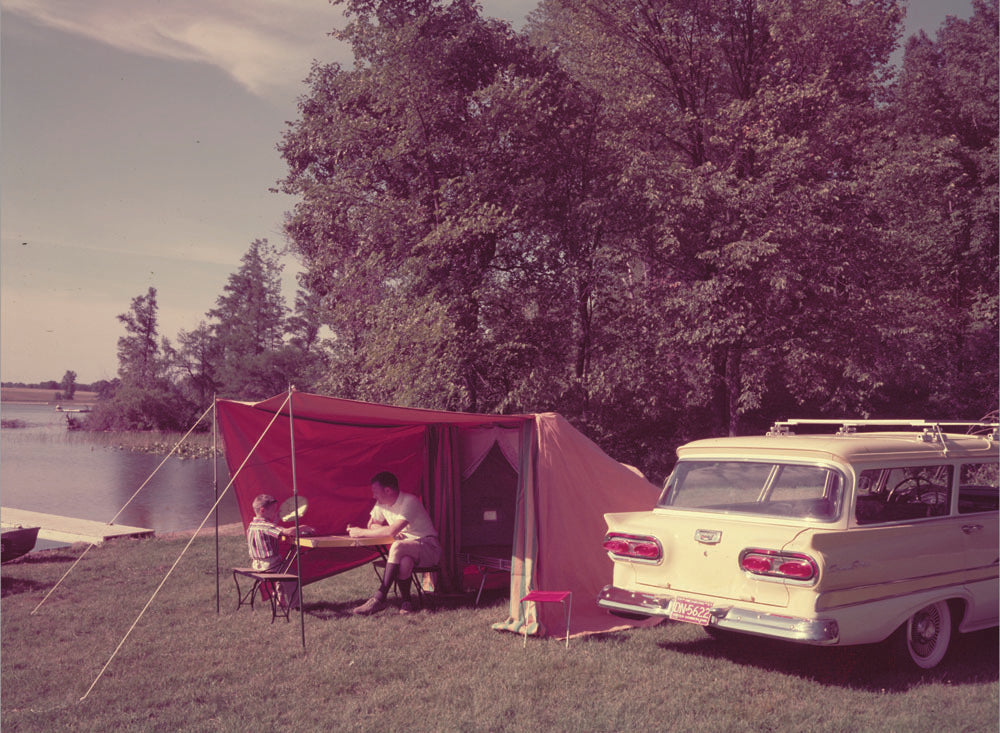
top-left (894, 601), bottom-right (952, 669)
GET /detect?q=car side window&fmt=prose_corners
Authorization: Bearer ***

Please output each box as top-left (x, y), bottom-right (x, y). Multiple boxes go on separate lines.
top-left (855, 465), bottom-right (953, 524)
top-left (958, 463), bottom-right (999, 514)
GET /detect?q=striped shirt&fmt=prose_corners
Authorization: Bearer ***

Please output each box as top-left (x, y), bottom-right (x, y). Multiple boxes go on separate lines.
top-left (247, 516), bottom-right (284, 562)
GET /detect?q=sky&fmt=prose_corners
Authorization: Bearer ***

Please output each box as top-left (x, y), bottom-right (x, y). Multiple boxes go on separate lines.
top-left (0, 0), bottom-right (976, 385)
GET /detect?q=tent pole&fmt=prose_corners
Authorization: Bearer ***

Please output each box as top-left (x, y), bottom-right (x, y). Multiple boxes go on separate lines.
top-left (213, 395), bottom-right (220, 614)
top-left (288, 386), bottom-right (306, 650)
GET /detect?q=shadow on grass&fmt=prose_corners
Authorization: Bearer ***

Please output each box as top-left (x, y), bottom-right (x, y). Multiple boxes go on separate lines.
top-left (0, 574), bottom-right (50, 598)
top-left (4, 550), bottom-right (80, 565)
top-left (655, 624), bottom-right (998, 691)
top-left (300, 589), bottom-right (511, 620)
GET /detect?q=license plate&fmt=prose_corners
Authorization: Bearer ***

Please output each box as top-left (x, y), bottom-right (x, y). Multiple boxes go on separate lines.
top-left (669, 597), bottom-right (713, 626)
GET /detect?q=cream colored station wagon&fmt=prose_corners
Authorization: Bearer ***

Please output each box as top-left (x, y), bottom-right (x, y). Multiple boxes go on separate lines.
top-left (598, 419), bottom-right (999, 669)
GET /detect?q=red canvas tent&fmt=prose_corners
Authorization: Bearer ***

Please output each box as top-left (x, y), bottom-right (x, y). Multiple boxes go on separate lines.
top-left (216, 391), bottom-right (659, 637)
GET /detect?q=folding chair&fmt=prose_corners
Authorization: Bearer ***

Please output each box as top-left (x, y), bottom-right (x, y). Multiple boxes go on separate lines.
top-left (372, 559), bottom-right (441, 607)
top-left (520, 590), bottom-right (573, 648)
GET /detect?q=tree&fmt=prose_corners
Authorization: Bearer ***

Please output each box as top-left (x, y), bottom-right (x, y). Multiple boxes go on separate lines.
top-left (170, 321), bottom-right (221, 407)
top-left (280, 0), bottom-right (651, 416)
top-left (530, 0), bottom-right (906, 434)
top-left (871, 0), bottom-right (999, 416)
top-left (116, 286), bottom-right (162, 387)
top-left (205, 239), bottom-right (290, 399)
top-left (59, 370), bottom-right (77, 400)
top-left (85, 287), bottom-right (199, 431)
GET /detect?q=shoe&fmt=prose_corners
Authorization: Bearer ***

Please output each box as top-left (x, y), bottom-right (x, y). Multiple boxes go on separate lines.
top-left (399, 601), bottom-right (415, 615)
top-left (352, 596), bottom-right (387, 615)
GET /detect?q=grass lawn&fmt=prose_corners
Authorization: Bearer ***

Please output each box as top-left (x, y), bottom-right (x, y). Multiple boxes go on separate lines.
top-left (2, 534), bottom-right (997, 732)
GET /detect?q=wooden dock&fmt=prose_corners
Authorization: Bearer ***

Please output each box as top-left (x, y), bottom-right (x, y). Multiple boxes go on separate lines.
top-left (0, 508), bottom-right (154, 544)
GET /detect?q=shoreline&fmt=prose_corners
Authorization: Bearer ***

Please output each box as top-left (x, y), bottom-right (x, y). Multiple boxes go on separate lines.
top-left (158, 522), bottom-right (244, 539)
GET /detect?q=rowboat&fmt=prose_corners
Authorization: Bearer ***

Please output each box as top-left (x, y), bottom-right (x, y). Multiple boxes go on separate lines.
top-left (1, 525), bottom-right (40, 563)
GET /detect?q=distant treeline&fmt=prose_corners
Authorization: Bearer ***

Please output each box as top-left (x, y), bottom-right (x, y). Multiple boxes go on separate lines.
top-left (2, 380), bottom-right (110, 393)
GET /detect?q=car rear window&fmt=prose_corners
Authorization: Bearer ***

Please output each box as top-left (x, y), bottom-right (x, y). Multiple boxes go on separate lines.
top-left (657, 461), bottom-right (843, 521)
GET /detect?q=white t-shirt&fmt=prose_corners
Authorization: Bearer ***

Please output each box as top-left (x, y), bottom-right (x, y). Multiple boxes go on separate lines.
top-left (370, 492), bottom-right (437, 540)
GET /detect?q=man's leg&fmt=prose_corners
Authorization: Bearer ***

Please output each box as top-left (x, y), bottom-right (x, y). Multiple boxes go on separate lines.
top-left (396, 556), bottom-right (416, 607)
top-left (353, 543), bottom-right (413, 614)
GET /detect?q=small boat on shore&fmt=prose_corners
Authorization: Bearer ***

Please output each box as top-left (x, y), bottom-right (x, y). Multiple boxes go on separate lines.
top-left (1, 525), bottom-right (40, 563)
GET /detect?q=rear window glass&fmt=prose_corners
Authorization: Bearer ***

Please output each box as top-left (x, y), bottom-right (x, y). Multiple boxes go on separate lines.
top-left (657, 461), bottom-right (842, 521)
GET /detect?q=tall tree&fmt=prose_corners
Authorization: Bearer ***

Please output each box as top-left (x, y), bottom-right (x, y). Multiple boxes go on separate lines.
top-left (206, 239), bottom-right (290, 399)
top-left (116, 286), bottom-right (162, 387)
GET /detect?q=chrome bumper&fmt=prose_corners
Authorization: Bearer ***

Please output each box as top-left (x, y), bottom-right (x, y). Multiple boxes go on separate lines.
top-left (597, 585), bottom-right (840, 645)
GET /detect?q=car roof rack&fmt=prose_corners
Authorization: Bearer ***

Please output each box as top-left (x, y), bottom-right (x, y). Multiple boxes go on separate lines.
top-left (766, 419), bottom-right (1000, 444)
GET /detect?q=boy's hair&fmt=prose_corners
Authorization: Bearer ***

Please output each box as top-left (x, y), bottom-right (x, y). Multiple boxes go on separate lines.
top-left (370, 471), bottom-right (399, 491)
top-left (252, 494), bottom-right (277, 515)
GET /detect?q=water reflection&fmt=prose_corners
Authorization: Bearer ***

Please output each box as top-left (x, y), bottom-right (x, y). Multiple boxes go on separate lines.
top-left (1, 403), bottom-right (240, 533)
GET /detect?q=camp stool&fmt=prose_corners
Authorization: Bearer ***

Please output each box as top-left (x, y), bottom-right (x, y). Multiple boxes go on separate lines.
top-left (372, 559), bottom-right (441, 608)
top-left (254, 572), bottom-right (301, 623)
top-left (232, 568), bottom-right (300, 622)
top-left (520, 590), bottom-right (572, 648)
top-left (232, 567), bottom-right (265, 612)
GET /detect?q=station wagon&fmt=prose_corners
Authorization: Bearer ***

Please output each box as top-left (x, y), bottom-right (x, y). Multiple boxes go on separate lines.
top-left (598, 419), bottom-right (999, 668)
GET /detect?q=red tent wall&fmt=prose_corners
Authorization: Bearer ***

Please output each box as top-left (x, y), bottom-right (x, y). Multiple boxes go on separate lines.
top-left (217, 394), bottom-right (528, 585)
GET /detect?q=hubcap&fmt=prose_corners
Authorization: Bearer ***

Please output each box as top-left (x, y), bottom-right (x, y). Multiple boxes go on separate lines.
top-left (910, 607), bottom-right (941, 657)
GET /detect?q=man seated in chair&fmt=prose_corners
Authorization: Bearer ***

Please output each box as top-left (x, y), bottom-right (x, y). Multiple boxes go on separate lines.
top-left (247, 493), bottom-right (312, 609)
top-left (348, 471), bottom-right (441, 615)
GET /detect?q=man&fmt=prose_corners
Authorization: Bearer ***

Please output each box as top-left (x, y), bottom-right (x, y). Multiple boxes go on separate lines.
top-left (348, 471), bottom-right (441, 615)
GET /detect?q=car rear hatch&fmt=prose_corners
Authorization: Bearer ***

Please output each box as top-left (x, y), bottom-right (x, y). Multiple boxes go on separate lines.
top-left (606, 509), bottom-right (812, 608)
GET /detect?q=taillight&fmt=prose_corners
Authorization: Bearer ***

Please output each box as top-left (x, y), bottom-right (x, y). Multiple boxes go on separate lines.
top-left (603, 533), bottom-right (662, 562)
top-left (739, 549), bottom-right (817, 582)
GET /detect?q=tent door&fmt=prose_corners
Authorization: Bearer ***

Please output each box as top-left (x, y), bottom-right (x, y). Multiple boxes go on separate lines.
top-left (460, 442), bottom-right (517, 592)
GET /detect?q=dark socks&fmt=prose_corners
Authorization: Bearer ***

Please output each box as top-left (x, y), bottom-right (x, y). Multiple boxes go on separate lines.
top-left (397, 577), bottom-right (412, 603)
top-left (378, 562), bottom-right (400, 598)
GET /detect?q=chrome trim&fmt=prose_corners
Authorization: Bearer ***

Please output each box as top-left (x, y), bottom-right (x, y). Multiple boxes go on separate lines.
top-left (597, 585), bottom-right (840, 645)
top-left (694, 529), bottom-right (722, 544)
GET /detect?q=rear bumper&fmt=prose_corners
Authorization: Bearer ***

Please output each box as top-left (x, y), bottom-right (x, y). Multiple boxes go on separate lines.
top-left (597, 585), bottom-right (840, 645)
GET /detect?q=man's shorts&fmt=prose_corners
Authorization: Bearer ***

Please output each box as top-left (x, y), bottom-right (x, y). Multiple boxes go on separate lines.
top-left (387, 535), bottom-right (441, 567)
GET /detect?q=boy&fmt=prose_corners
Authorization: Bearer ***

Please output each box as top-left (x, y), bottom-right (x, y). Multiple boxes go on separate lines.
top-left (247, 493), bottom-right (309, 608)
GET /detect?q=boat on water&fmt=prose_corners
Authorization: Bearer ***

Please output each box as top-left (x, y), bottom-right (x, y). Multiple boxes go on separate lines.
top-left (1, 525), bottom-right (40, 563)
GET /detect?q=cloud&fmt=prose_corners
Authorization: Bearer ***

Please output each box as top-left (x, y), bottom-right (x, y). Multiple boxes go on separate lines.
top-left (3, 0), bottom-right (350, 100)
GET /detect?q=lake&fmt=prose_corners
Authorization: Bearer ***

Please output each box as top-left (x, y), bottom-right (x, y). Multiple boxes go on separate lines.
top-left (1, 403), bottom-right (240, 550)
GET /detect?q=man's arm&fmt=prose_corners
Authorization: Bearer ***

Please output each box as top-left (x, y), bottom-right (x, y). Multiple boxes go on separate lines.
top-left (347, 518), bottom-right (408, 538)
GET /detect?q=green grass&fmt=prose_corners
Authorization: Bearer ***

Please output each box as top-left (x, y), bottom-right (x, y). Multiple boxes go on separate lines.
top-left (2, 535), bottom-right (997, 732)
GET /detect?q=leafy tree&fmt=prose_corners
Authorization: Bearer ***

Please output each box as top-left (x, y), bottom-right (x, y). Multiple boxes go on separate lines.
top-left (280, 0), bottom-right (652, 416)
top-left (871, 0), bottom-right (999, 416)
top-left (59, 370), bottom-right (77, 400)
top-left (169, 321), bottom-right (221, 407)
top-left (85, 287), bottom-right (199, 431)
top-left (530, 0), bottom-right (905, 434)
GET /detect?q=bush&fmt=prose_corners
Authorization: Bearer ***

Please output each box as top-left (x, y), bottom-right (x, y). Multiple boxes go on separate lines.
top-left (83, 383), bottom-right (203, 432)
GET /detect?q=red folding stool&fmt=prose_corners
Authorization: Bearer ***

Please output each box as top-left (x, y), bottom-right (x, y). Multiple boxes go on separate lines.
top-left (520, 590), bottom-right (572, 648)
